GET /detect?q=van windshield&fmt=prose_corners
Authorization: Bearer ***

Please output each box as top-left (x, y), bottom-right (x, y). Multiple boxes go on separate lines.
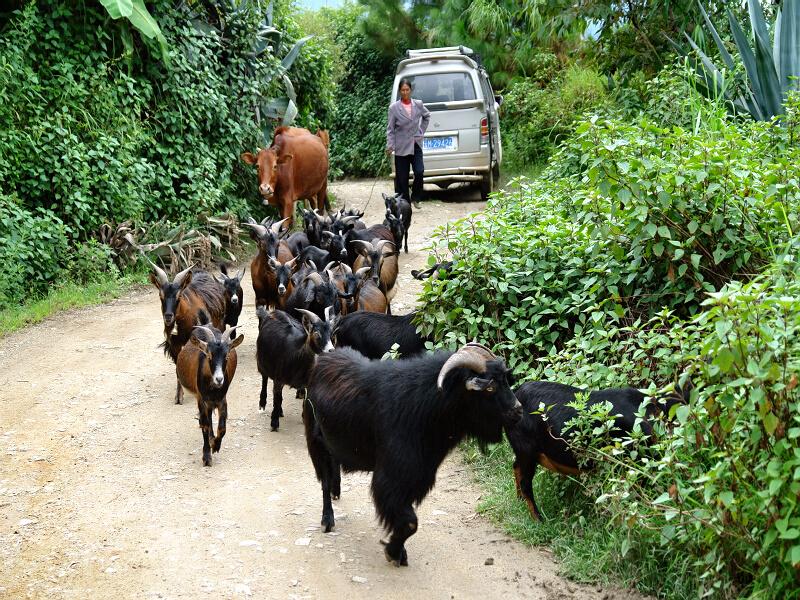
top-left (399, 72), bottom-right (476, 103)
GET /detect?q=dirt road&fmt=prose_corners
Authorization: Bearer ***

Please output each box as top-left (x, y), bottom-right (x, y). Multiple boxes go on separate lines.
top-left (0, 180), bottom-right (640, 599)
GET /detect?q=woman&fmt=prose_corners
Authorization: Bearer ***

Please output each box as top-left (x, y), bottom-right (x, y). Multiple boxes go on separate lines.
top-left (386, 78), bottom-right (431, 207)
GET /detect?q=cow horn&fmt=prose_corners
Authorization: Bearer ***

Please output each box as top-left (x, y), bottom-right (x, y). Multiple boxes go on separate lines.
top-left (173, 264), bottom-right (194, 287)
top-left (436, 343), bottom-right (497, 390)
top-left (148, 258), bottom-right (169, 286)
top-left (296, 308), bottom-right (320, 324)
top-left (271, 217), bottom-right (290, 235)
top-left (192, 325), bottom-right (217, 344)
top-left (242, 221), bottom-right (269, 239)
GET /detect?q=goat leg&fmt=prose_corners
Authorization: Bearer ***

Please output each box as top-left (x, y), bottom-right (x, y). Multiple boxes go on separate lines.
top-left (303, 397), bottom-right (335, 531)
top-left (199, 403), bottom-right (213, 467)
top-left (270, 381), bottom-right (284, 431)
top-left (259, 373), bottom-right (268, 411)
top-left (380, 505), bottom-right (416, 567)
top-left (514, 461), bottom-right (542, 521)
top-left (330, 459), bottom-right (341, 500)
top-left (212, 401), bottom-right (227, 453)
top-left (174, 378), bottom-right (183, 405)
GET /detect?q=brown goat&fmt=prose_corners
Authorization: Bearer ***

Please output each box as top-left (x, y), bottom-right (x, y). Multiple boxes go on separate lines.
top-left (243, 218), bottom-right (294, 309)
top-left (150, 263), bottom-right (226, 404)
top-left (325, 262), bottom-right (387, 315)
top-left (177, 323), bottom-right (244, 466)
top-left (352, 239), bottom-right (398, 313)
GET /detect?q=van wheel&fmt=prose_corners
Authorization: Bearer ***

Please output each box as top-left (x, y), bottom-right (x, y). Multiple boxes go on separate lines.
top-left (480, 168), bottom-right (494, 201)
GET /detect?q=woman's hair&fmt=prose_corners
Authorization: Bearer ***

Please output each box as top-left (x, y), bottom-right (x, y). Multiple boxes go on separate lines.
top-left (399, 78), bottom-right (413, 91)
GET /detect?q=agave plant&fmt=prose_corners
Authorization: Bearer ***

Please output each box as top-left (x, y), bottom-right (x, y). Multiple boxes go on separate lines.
top-left (677, 0), bottom-right (800, 121)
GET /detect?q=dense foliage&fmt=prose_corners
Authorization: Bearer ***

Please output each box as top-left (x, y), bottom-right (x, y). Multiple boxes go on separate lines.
top-left (418, 92), bottom-right (800, 596)
top-left (0, 0), bottom-right (312, 308)
top-left (500, 63), bottom-right (607, 169)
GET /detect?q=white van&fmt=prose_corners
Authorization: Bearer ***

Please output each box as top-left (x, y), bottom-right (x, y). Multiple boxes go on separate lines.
top-left (390, 46), bottom-right (502, 200)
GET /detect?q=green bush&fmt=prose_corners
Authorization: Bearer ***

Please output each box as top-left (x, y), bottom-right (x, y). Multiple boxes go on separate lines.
top-left (417, 112), bottom-right (799, 377)
top-left (501, 65), bottom-right (607, 170)
top-left (0, 195), bottom-right (69, 306)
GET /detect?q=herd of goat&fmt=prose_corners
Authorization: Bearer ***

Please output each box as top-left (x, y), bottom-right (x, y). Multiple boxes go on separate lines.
top-left (148, 193), bottom-right (686, 567)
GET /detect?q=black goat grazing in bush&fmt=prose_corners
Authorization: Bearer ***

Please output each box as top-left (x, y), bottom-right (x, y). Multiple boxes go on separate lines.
top-left (149, 262), bottom-right (226, 404)
top-left (506, 381), bottom-right (687, 521)
top-left (256, 305), bottom-right (336, 431)
top-left (176, 320), bottom-right (243, 466)
top-left (383, 192), bottom-right (411, 253)
top-left (333, 311), bottom-right (429, 359)
top-left (218, 264), bottom-right (245, 327)
top-left (304, 342), bottom-right (522, 566)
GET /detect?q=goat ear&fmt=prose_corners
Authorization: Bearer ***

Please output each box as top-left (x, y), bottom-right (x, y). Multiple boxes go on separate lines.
top-left (149, 272), bottom-right (162, 291)
top-left (196, 339), bottom-right (209, 355)
top-left (229, 334), bottom-right (245, 350)
top-left (465, 377), bottom-right (492, 392)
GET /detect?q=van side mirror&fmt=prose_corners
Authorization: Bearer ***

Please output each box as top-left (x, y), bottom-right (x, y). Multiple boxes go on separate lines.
top-left (494, 94), bottom-right (503, 107)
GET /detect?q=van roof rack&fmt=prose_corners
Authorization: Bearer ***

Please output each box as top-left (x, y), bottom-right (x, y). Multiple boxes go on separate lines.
top-left (404, 45), bottom-right (483, 66)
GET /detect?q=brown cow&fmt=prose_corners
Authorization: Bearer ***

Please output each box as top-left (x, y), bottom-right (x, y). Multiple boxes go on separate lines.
top-left (241, 129), bottom-right (329, 222)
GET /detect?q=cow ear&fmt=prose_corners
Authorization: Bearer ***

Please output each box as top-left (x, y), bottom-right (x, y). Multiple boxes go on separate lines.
top-left (277, 153), bottom-right (294, 165)
top-left (241, 152), bottom-right (257, 165)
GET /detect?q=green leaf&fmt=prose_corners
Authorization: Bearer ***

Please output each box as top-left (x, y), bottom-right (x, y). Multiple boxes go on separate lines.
top-left (99, 0), bottom-right (133, 19)
top-left (691, 253), bottom-right (702, 269)
top-left (713, 246), bottom-right (726, 264)
top-left (778, 1), bottom-right (800, 94)
top-left (282, 35), bottom-right (313, 70)
top-left (728, 9), bottom-right (767, 119)
top-left (763, 411), bottom-right (779, 436)
top-left (748, 0), bottom-right (783, 117)
top-left (657, 225), bottom-right (671, 239)
top-left (127, 0), bottom-right (170, 65)
top-left (653, 242), bottom-right (664, 257)
top-left (715, 347), bottom-right (735, 372)
top-left (719, 490), bottom-right (734, 507)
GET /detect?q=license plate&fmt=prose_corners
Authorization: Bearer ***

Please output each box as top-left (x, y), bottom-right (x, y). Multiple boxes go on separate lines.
top-left (423, 136), bottom-right (457, 152)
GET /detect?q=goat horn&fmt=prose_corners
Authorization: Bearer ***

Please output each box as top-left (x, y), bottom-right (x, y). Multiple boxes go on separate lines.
top-left (375, 239), bottom-right (396, 254)
top-left (304, 271), bottom-right (324, 286)
top-left (296, 308), bottom-right (320, 324)
top-left (242, 221), bottom-right (268, 238)
top-left (436, 343), bottom-right (497, 390)
top-left (340, 263), bottom-right (353, 274)
top-left (237, 268), bottom-right (245, 281)
top-left (192, 325), bottom-right (217, 344)
top-left (271, 217), bottom-right (290, 235)
top-left (355, 266), bottom-right (371, 278)
top-left (340, 215), bottom-right (360, 224)
top-left (148, 258), bottom-right (169, 286)
top-left (351, 240), bottom-right (374, 255)
top-left (323, 261), bottom-right (339, 273)
top-left (224, 327), bottom-right (238, 344)
top-left (324, 305), bottom-right (335, 322)
top-left (173, 264), bottom-right (194, 286)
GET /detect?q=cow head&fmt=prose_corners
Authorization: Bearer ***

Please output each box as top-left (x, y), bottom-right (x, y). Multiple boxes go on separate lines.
top-left (241, 147), bottom-right (294, 204)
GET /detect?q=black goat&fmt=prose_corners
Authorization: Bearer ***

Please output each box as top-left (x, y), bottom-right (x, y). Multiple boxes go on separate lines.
top-left (304, 343), bottom-right (522, 566)
top-left (334, 311), bottom-right (428, 359)
top-left (383, 192), bottom-right (411, 253)
top-left (383, 211), bottom-right (406, 252)
top-left (285, 231), bottom-right (310, 257)
top-left (176, 320), bottom-right (243, 466)
top-left (219, 264), bottom-right (245, 327)
top-left (411, 261), bottom-right (454, 281)
top-left (284, 270), bottom-right (342, 320)
top-left (506, 381), bottom-right (686, 521)
top-left (255, 306), bottom-right (336, 431)
top-left (150, 262), bottom-right (226, 404)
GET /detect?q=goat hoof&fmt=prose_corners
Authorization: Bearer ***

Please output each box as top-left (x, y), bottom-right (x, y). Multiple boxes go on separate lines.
top-left (322, 515), bottom-right (335, 533)
top-left (270, 422), bottom-right (279, 432)
top-left (203, 454), bottom-right (212, 467)
top-left (383, 544), bottom-right (408, 567)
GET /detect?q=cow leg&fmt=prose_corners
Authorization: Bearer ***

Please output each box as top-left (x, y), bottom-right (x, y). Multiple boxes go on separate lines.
top-left (318, 180), bottom-right (329, 213)
top-left (174, 378), bottom-right (183, 405)
top-left (271, 380), bottom-right (284, 431)
top-left (199, 402), bottom-right (213, 467)
top-left (259, 374), bottom-right (268, 411)
top-left (212, 401), bottom-right (227, 454)
top-left (514, 460), bottom-right (542, 521)
top-left (281, 200), bottom-right (295, 226)
top-left (303, 397), bottom-right (336, 531)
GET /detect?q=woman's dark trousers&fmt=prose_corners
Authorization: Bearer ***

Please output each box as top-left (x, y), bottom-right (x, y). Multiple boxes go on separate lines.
top-left (394, 143), bottom-right (424, 203)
